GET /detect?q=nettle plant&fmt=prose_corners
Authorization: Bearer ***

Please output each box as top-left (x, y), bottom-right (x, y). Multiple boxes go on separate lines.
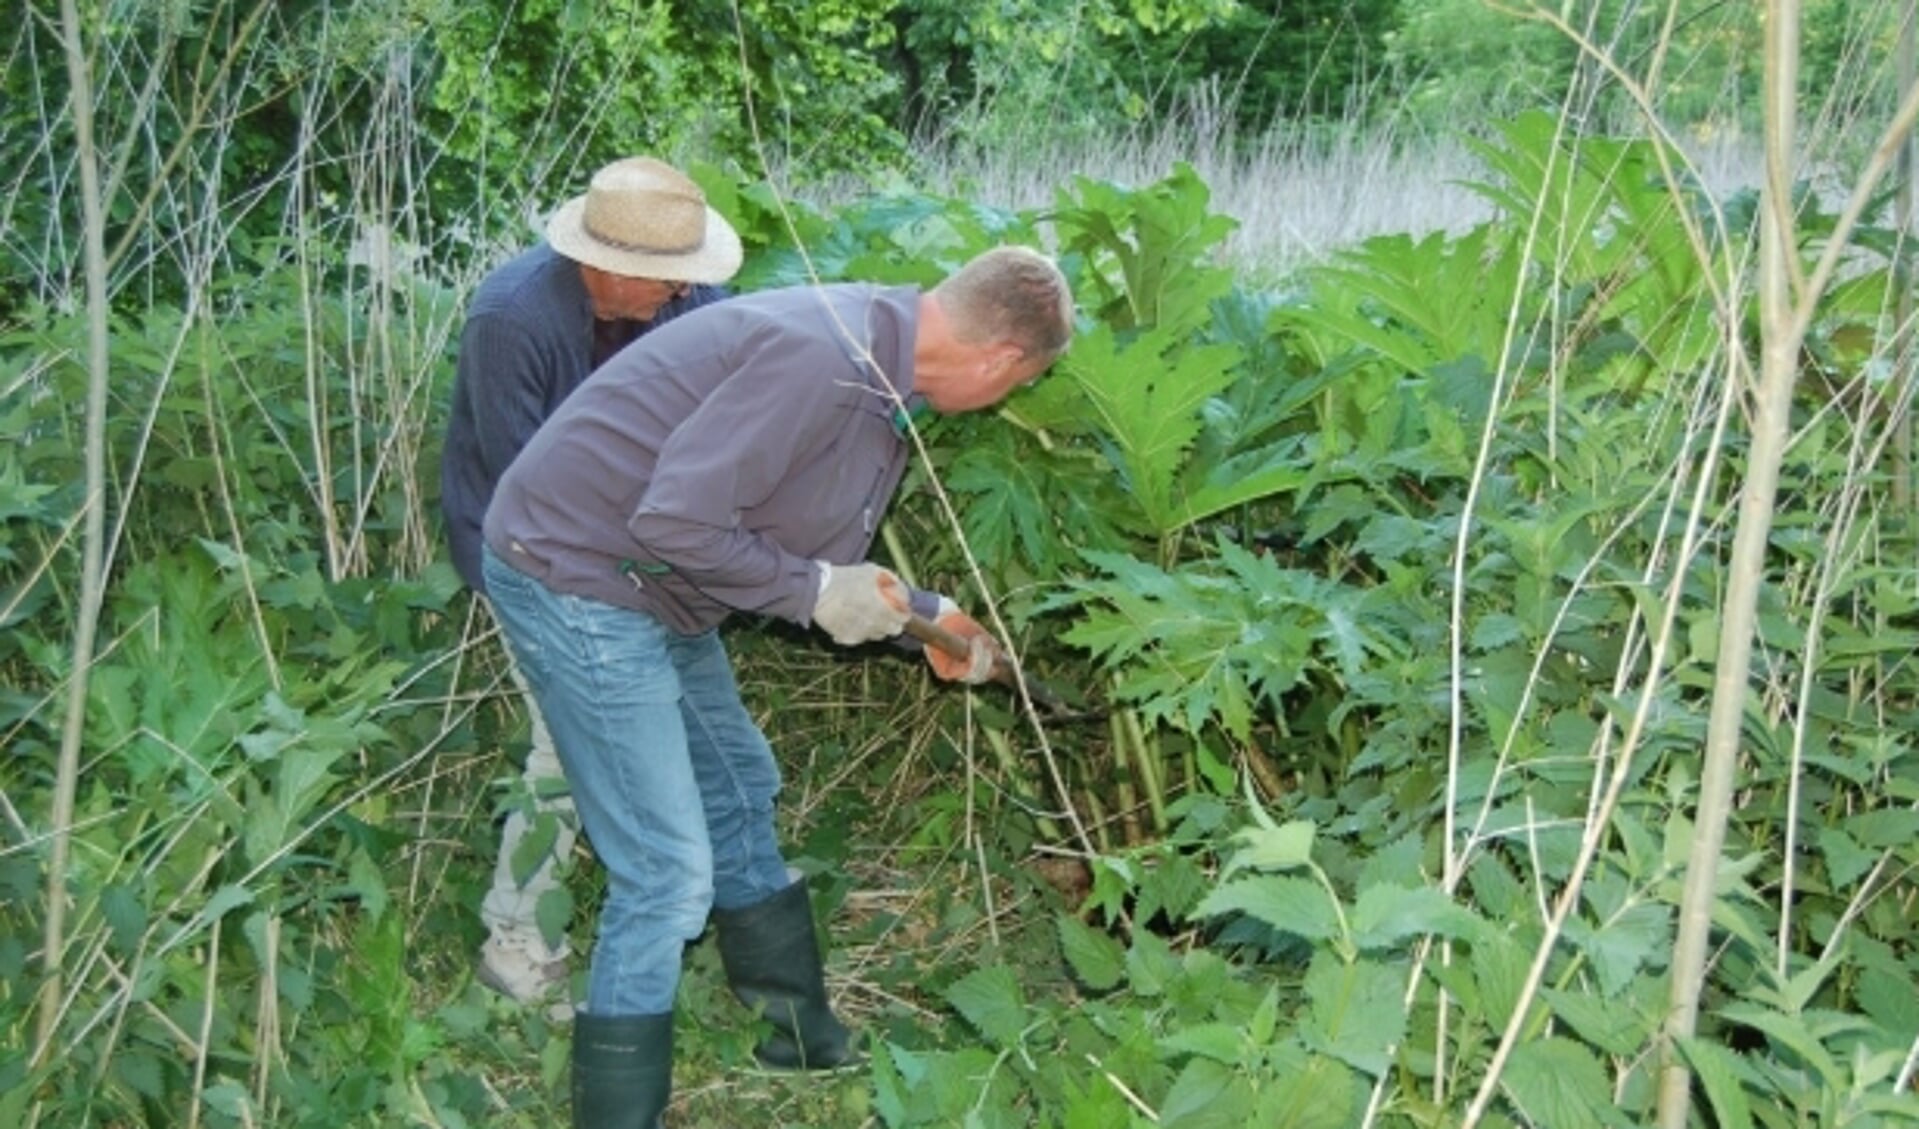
top-left (0, 257), bottom-right (521, 1127)
top-left (848, 116), bottom-right (1919, 1125)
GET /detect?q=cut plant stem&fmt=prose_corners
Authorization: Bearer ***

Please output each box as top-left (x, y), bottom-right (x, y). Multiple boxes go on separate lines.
top-left (1082, 789), bottom-right (1114, 854)
top-left (1239, 740), bottom-right (1288, 803)
top-left (1114, 704), bottom-right (1167, 835)
top-left (1114, 762), bottom-right (1144, 846)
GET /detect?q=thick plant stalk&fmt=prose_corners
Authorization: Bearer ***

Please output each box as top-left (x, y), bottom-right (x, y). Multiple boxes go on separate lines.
top-left (1657, 8), bottom-right (1919, 1122)
top-left (1658, 4), bottom-right (1802, 1122)
top-left (186, 917), bottom-right (223, 1129)
top-left (1440, 21), bottom-right (1757, 1121)
top-left (1115, 706), bottom-right (1167, 835)
top-left (35, 0), bottom-right (111, 1068)
top-left (1898, 2), bottom-right (1915, 510)
top-left (1455, 339), bottom-right (1741, 1125)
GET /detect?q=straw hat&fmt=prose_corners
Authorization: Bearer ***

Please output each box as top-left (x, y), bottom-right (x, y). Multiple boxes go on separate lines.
top-left (544, 158), bottom-right (742, 284)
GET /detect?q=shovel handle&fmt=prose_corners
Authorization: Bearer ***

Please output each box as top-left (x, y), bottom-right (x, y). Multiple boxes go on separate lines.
top-left (903, 613), bottom-right (971, 657)
top-left (903, 614), bottom-right (1072, 715)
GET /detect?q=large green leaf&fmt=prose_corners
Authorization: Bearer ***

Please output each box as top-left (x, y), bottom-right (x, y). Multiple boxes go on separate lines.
top-left (946, 964), bottom-right (1030, 1048)
top-left (509, 811), bottom-right (561, 886)
top-left (1052, 162), bottom-right (1238, 335)
top-left (1258, 1046), bottom-right (1359, 1129)
top-left (1195, 876), bottom-right (1341, 943)
top-left (873, 1042), bottom-right (1012, 1127)
top-left (1158, 1057), bottom-right (1255, 1129)
top-left (1063, 322), bottom-right (1240, 535)
top-left (1057, 537), bottom-right (1397, 739)
top-left (1348, 884), bottom-right (1483, 950)
top-left (1716, 1003), bottom-right (1844, 1087)
top-left (1472, 930), bottom-right (1534, 1031)
top-left (1126, 930), bottom-right (1183, 998)
top-left (1060, 1072), bottom-right (1134, 1129)
top-left (1177, 442), bottom-right (1311, 527)
top-left (1541, 986), bottom-right (1656, 1058)
top-left (1158, 1023), bottom-right (1245, 1066)
top-left (1299, 952), bottom-right (1405, 1076)
top-left (1135, 850), bottom-right (1209, 924)
top-left (1677, 1037), bottom-right (1756, 1129)
top-left (1844, 808), bottom-right (1919, 849)
top-left (243, 742), bottom-right (348, 868)
top-left (945, 424), bottom-right (1130, 574)
top-left (1224, 817), bottom-right (1316, 875)
top-left (1562, 902), bottom-right (1671, 998)
top-left (1502, 1037), bottom-right (1617, 1127)
top-left (1057, 915), bottom-right (1127, 992)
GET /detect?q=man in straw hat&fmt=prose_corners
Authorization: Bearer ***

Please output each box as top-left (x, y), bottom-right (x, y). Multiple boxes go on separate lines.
top-left (441, 157), bottom-right (742, 1013)
top-left (480, 244), bottom-right (1074, 1125)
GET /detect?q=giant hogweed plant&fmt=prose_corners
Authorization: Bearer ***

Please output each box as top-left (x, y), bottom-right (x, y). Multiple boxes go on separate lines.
top-left (700, 164), bottom-right (1316, 840)
top-left (891, 165), bottom-right (1347, 838)
top-left (868, 116), bottom-right (1919, 1125)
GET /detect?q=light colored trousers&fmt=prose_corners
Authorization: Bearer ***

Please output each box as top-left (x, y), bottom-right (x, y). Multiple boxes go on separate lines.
top-left (481, 606), bottom-right (579, 963)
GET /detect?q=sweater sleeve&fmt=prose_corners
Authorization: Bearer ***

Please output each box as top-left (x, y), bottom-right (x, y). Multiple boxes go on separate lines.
top-left (460, 310), bottom-right (557, 485)
top-left (624, 318), bottom-right (856, 624)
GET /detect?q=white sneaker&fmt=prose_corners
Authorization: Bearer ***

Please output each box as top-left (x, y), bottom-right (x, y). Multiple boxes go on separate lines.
top-left (476, 933), bottom-right (569, 1006)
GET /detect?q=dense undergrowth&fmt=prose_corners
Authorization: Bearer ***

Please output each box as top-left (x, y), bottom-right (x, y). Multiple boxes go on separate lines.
top-left (5, 109), bottom-right (1919, 1127)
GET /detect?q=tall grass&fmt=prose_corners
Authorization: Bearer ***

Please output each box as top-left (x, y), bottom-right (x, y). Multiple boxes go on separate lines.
top-left (886, 85), bottom-right (1773, 281)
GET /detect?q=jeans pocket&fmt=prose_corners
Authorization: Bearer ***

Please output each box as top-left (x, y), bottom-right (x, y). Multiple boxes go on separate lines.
top-left (483, 553), bottom-right (551, 674)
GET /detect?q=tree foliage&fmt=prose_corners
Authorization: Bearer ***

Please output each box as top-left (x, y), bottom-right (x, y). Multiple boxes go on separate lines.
top-left (424, 0), bottom-right (905, 199)
top-left (1130, 0), bottom-right (1403, 129)
top-left (885, 0), bottom-right (1242, 144)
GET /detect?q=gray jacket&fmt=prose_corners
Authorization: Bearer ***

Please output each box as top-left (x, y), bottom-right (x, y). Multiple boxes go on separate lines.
top-left (483, 283), bottom-right (936, 634)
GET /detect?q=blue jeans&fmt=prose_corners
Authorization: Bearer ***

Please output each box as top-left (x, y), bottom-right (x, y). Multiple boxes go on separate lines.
top-left (482, 546), bottom-right (792, 1016)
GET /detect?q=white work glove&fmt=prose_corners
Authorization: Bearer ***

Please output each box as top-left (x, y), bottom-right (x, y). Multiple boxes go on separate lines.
top-left (812, 561), bottom-right (910, 646)
top-left (926, 597), bottom-right (1002, 685)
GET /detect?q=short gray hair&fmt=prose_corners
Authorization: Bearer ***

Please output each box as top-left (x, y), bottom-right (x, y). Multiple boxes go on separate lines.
top-left (932, 246), bottom-right (1074, 361)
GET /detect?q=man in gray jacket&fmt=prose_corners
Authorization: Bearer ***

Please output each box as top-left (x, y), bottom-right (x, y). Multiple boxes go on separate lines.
top-left (441, 157), bottom-right (738, 1009)
top-left (481, 246), bottom-right (1073, 1127)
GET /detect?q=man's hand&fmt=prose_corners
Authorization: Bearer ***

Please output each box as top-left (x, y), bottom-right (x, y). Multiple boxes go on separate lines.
top-left (925, 599), bottom-right (1003, 684)
top-left (813, 562), bottom-right (910, 645)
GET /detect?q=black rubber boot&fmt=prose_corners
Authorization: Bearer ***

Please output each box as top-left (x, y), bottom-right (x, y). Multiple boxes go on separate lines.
top-left (712, 880), bottom-right (861, 1070)
top-left (571, 1012), bottom-right (673, 1128)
